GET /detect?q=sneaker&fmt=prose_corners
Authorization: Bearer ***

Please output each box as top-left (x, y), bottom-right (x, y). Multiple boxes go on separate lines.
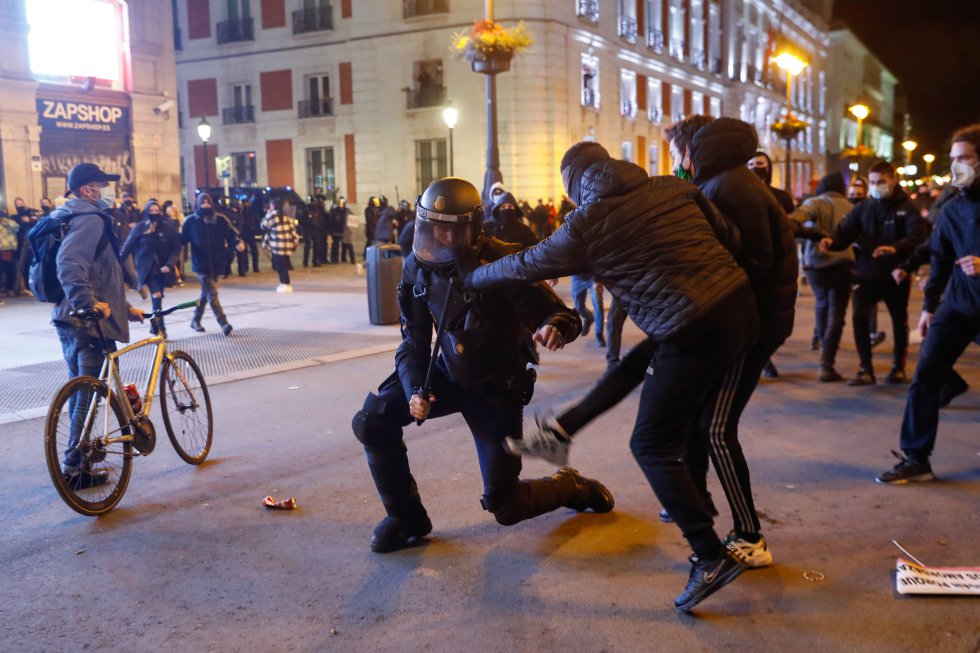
top-left (674, 550), bottom-right (747, 612)
top-left (370, 513), bottom-right (433, 553)
top-left (189, 319), bottom-right (206, 333)
top-left (284, 284), bottom-right (294, 293)
top-left (848, 369), bottom-right (876, 386)
top-left (870, 331), bottom-right (886, 349)
top-left (275, 284), bottom-right (287, 293)
top-left (64, 468), bottom-right (108, 490)
top-left (505, 417), bottom-right (571, 466)
top-left (819, 366), bottom-right (843, 383)
top-left (875, 451), bottom-right (935, 485)
top-left (762, 360), bottom-right (779, 378)
top-left (884, 367), bottom-right (907, 384)
top-left (581, 316), bottom-right (593, 337)
top-left (724, 532), bottom-right (773, 568)
top-left (221, 323), bottom-right (233, 337)
top-left (810, 337), bottom-right (820, 351)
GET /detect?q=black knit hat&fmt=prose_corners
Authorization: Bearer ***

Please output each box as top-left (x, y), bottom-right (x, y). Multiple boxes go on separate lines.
top-left (560, 142), bottom-right (610, 205)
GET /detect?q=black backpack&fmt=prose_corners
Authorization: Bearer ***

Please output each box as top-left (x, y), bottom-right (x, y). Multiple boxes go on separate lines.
top-left (27, 212), bottom-right (108, 304)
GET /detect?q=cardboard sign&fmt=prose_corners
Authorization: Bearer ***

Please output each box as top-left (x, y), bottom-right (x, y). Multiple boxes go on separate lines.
top-left (896, 558), bottom-right (980, 595)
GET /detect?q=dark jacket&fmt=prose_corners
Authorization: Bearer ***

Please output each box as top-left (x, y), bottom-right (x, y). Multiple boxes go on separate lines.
top-left (752, 151), bottom-right (795, 214)
top-left (485, 192), bottom-right (538, 249)
top-left (396, 238), bottom-right (580, 398)
top-left (119, 201), bottom-right (181, 289)
top-left (397, 218), bottom-right (415, 258)
top-left (922, 186), bottom-right (980, 316)
top-left (691, 118), bottom-right (798, 346)
top-left (827, 186), bottom-right (928, 282)
top-left (180, 194), bottom-right (241, 276)
top-left (364, 199), bottom-right (381, 242)
top-left (374, 206), bottom-right (400, 243)
top-left (471, 158), bottom-right (748, 343)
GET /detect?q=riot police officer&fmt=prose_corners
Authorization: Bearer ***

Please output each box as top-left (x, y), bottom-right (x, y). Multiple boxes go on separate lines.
top-left (351, 177), bottom-right (614, 553)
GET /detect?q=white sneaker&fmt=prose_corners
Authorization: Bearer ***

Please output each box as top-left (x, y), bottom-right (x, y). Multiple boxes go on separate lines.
top-left (724, 532), bottom-right (773, 568)
top-left (275, 284), bottom-right (286, 293)
top-left (284, 284), bottom-right (294, 293)
top-left (504, 417), bottom-right (571, 467)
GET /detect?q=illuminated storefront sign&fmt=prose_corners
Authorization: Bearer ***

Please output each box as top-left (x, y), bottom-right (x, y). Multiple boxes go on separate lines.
top-left (37, 99), bottom-right (129, 135)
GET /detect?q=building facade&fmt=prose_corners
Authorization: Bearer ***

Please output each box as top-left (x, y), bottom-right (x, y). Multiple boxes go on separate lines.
top-left (825, 27), bottom-right (898, 176)
top-left (0, 0), bottom-right (180, 209)
top-left (174, 0), bottom-right (830, 211)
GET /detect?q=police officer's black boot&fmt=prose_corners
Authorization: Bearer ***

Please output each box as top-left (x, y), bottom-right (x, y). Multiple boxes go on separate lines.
top-left (364, 446), bottom-right (432, 553)
top-left (487, 468), bottom-right (614, 526)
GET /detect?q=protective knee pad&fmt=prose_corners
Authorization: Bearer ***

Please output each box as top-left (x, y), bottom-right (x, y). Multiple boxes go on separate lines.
top-left (352, 392), bottom-right (400, 446)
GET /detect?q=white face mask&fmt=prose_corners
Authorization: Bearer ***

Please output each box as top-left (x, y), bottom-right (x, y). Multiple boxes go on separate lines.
top-left (950, 160), bottom-right (978, 189)
top-left (97, 185), bottom-right (116, 209)
top-left (868, 183), bottom-right (891, 201)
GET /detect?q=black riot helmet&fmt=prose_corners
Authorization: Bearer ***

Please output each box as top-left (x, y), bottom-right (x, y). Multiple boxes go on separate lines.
top-left (413, 177), bottom-right (484, 269)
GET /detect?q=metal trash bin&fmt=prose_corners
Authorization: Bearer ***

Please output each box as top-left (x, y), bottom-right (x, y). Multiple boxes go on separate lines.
top-left (366, 244), bottom-right (403, 325)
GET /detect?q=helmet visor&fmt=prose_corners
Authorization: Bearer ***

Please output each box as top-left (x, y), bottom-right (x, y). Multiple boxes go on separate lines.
top-left (412, 214), bottom-right (476, 267)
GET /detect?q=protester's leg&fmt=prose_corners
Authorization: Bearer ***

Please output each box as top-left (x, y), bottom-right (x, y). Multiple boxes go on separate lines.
top-left (591, 285), bottom-right (605, 341)
top-left (882, 277), bottom-right (912, 373)
top-left (605, 296), bottom-right (628, 365)
top-left (820, 265), bottom-right (853, 371)
top-left (850, 282), bottom-right (876, 372)
top-left (203, 275), bottom-right (228, 325)
top-left (808, 269), bottom-right (829, 348)
top-left (58, 331), bottom-right (107, 471)
top-left (570, 276), bottom-right (594, 334)
top-left (192, 275), bottom-right (208, 327)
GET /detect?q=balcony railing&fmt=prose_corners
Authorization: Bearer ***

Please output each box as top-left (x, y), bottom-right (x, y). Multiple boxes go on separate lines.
top-left (293, 6), bottom-right (333, 34)
top-left (298, 98), bottom-right (334, 118)
top-left (222, 105), bottom-right (255, 124)
top-left (669, 39), bottom-right (685, 62)
top-left (648, 106), bottom-right (663, 123)
top-left (618, 16), bottom-right (638, 43)
top-left (691, 49), bottom-right (706, 70)
top-left (216, 17), bottom-right (254, 44)
top-left (576, 0), bottom-right (599, 23)
top-left (621, 100), bottom-right (636, 118)
top-left (710, 56), bottom-right (723, 75)
top-left (406, 85), bottom-right (446, 109)
top-left (404, 0), bottom-right (449, 18)
top-left (646, 28), bottom-right (665, 52)
top-left (582, 87), bottom-right (600, 109)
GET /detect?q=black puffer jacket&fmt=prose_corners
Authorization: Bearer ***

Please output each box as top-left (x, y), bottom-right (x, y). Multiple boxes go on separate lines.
top-left (470, 158), bottom-right (749, 343)
top-left (691, 118), bottom-right (798, 346)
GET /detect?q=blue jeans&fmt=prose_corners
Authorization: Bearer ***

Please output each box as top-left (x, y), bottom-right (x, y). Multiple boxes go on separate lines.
top-left (571, 274), bottom-right (603, 335)
top-left (57, 329), bottom-right (112, 471)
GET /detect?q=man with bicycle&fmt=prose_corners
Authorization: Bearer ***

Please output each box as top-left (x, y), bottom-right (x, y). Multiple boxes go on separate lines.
top-left (51, 163), bottom-right (144, 489)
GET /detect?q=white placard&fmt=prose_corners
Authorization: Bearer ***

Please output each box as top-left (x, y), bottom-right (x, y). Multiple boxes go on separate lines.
top-left (896, 558), bottom-right (980, 595)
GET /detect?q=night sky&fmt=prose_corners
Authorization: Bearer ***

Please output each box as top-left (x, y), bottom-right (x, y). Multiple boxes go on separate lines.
top-left (832, 0), bottom-right (980, 166)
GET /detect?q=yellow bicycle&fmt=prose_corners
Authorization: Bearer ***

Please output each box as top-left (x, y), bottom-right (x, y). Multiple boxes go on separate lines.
top-left (44, 300), bottom-right (213, 516)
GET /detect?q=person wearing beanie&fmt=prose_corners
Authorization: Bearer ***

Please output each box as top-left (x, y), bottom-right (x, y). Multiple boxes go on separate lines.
top-left (484, 190), bottom-right (538, 249)
top-left (119, 200), bottom-right (181, 339)
top-left (747, 150), bottom-right (796, 214)
top-left (469, 140), bottom-right (757, 612)
top-left (789, 172), bottom-right (857, 381)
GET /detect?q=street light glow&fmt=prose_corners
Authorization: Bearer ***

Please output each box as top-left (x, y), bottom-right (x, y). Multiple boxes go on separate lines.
top-left (443, 105), bottom-right (458, 129)
top-left (923, 153), bottom-right (935, 163)
top-left (197, 117), bottom-right (211, 142)
top-left (848, 104), bottom-right (870, 121)
top-left (902, 140), bottom-right (918, 152)
top-left (772, 52), bottom-right (807, 76)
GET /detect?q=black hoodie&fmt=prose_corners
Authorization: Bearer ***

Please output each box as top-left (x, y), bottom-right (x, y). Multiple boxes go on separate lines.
top-left (691, 118), bottom-right (798, 347)
top-left (180, 193), bottom-right (240, 276)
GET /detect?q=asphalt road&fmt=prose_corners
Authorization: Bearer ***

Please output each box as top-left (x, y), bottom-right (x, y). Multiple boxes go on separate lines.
top-left (0, 268), bottom-right (978, 652)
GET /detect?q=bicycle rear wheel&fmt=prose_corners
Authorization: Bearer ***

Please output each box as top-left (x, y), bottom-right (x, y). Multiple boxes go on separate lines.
top-left (44, 376), bottom-right (133, 516)
top-left (160, 350), bottom-right (213, 464)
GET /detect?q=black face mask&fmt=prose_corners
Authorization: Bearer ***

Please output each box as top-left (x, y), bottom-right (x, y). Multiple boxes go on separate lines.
top-left (498, 209), bottom-right (521, 222)
top-left (848, 196), bottom-right (864, 205)
top-left (198, 207), bottom-right (213, 217)
top-left (751, 167), bottom-right (769, 183)
top-left (16, 206), bottom-right (27, 215)
top-left (148, 212), bottom-right (161, 221)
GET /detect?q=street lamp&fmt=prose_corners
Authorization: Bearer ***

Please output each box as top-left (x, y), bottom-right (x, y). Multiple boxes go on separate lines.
top-left (923, 153), bottom-right (935, 178)
top-left (443, 102), bottom-right (458, 177)
top-left (197, 117), bottom-right (212, 191)
top-left (902, 140), bottom-right (918, 180)
top-left (770, 52), bottom-right (809, 195)
top-left (848, 103), bottom-right (870, 148)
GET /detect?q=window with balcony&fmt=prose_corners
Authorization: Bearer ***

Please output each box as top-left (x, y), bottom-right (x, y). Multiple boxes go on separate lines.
top-left (621, 141), bottom-right (634, 163)
top-left (576, 0), bottom-right (599, 23)
top-left (648, 143), bottom-right (659, 175)
top-left (708, 1), bottom-right (721, 74)
top-left (581, 54), bottom-right (600, 109)
top-left (618, 0), bottom-right (638, 43)
top-left (689, 0), bottom-right (705, 69)
top-left (647, 78), bottom-right (662, 122)
top-left (620, 70), bottom-right (637, 118)
top-left (416, 139), bottom-right (447, 193)
top-left (218, 0), bottom-right (253, 44)
top-left (232, 151), bottom-right (257, 186)
top-left (645, 0), bottom-right (664, 52)
top-left (668, 0), bottom-right (685, 62)
top-left (299, 74), bottom-right (333, 118)
top-left (671, 84), bottom-right (684, 122)
top-left (224, 83), bottom-right (255, 124)
top-left (407, 60), bottom-right (445, 109)
top-left (404, 0), bottom-right (449, 18)
top-left (294, 0), bottom-right (333, 34)
top-left (307, 147), bottom-right (336, 197)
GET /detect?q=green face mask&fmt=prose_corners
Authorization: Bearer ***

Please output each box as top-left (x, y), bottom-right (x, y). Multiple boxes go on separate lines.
top-left (675, 166), bottom-right (692, 181)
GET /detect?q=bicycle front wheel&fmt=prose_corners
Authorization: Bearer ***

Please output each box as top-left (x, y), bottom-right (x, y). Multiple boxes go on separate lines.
top-left (44, 376), bottom-right (133, 516)
top-left (160, 350), bottom-right (213, 464)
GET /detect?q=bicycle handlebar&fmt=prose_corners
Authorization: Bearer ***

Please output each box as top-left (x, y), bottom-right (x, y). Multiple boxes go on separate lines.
top-left (141, 299), bottom-right (200, 320)
top-left (71, 300), bottom-right (200, 323)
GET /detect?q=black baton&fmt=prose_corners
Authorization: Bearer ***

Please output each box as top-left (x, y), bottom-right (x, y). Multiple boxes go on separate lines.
top-left (416, 276), bottom-right (454, 425)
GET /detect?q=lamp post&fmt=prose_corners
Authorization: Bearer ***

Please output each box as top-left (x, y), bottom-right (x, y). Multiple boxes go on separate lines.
top-left (923, 153), bottom-right (935, 178)
top-left (443, 102), bottom-right (458, 176)
top-left (197, 117), bottom-right (212, 191)
top-left (902, 140), bottom-right (918, 182)
top-left (848, 103), bottom-right (869, 149)
top-left (770, 52), bottom-right (808, 196)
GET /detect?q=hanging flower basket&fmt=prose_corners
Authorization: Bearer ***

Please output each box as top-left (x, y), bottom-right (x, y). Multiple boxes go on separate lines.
top-left (451, 20), bottom-right (532, 73)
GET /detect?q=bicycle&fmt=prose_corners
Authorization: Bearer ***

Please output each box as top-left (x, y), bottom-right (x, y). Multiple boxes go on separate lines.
top-left (44, 300), bottom-right (213, 516)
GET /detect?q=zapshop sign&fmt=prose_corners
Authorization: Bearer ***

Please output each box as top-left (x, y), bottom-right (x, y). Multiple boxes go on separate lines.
top-left (37, 99), bottom-right (129, 135)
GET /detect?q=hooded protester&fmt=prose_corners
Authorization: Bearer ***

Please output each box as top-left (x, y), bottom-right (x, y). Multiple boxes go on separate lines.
top-left (119, 200), bottom-right (181, 338)
top-left (484, 191), bottom-right (538, 249)
top-left (789, 172), bottom-right (856, 381)
top-left (468, 141), bottom-right (759, 612)
top-left (747, 151), bottom-right (796, 214)
top-left (180, 192), bottom-right (244, 335)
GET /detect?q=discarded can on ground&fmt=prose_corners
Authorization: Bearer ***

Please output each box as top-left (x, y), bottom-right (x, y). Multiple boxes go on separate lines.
top-left (263, 495), bottom-right (298, 510)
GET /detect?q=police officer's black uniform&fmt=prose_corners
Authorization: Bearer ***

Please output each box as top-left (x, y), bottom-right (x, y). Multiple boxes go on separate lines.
top-left (352, 178), bottom-right (614, 553)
